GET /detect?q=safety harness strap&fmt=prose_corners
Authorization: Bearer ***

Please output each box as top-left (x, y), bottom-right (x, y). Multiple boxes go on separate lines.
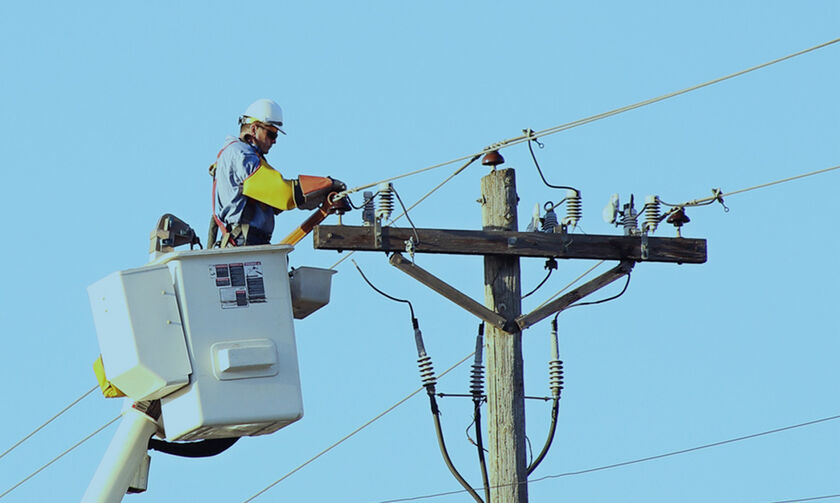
top-left (220, 223), bottom-right (250, 248)
top-left (210, 140), bottom-right (241, 247)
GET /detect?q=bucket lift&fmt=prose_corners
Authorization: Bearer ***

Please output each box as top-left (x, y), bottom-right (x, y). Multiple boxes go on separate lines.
top-left (83, 215), bottom-right (337, 502)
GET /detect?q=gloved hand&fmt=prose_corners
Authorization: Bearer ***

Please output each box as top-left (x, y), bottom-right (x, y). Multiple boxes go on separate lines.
top-left (295, 175), bottom-right (348, 210)
top-left (329, 177), bottom-right (346, 193)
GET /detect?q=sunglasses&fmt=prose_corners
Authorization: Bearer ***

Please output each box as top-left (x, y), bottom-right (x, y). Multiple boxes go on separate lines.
top-left (256, 123), bottom-right (279, 140)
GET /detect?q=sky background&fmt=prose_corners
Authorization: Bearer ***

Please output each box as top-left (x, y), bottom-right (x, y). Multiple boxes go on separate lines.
top-left (1, 2), bottom-right (838, 502)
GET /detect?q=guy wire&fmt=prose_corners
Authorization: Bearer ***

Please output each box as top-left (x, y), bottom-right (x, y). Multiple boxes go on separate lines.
top-left (0, 385), bottom-right (99, 462)
top-left (0, 415), bottom-right (121, 500)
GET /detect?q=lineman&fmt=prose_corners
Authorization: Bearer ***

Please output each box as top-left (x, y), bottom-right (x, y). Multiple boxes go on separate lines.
top-left (210, 98), bottom-right (346, 246)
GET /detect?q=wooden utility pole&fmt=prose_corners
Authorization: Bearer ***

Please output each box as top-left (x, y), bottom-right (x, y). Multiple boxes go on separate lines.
top-left (481, 168), bottom-right (528, 502)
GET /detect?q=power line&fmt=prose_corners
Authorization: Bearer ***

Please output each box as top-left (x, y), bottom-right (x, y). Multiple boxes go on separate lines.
top-left (0, 385), bottom-right (98, 462)
top-left (0, 415), bottom-right (120, 500)
top-left (767, 495), bottom-right (840, 503)
top-left (522, 37), bottom-right (840, 145)
top-left (661, 164), bottom-right (840, 209)
top-left (373, 413), bottom-right (840, 503)
top-left (241, 353), bottom-right (477, 502)
top-left (338, 37), bottom-right (840, 198)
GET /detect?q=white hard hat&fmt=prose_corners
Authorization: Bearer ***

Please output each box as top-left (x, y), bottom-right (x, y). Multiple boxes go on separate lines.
top-left (239, 98), bottom-right (286, 135)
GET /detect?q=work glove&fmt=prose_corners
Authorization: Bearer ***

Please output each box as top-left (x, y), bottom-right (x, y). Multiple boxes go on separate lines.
top-left (294, 176), bottom-right (348, 210)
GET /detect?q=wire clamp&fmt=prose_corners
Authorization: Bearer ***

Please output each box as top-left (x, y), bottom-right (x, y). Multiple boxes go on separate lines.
top-left (522, 128), bottom-right (544, 148)
top-left (641, 232), bottom-right (649, 260)
top-left (712, 188), bottom-right (729, 212)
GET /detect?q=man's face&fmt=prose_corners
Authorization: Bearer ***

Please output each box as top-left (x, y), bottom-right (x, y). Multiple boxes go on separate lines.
top-left (252, 123), bottom-right (279, 154)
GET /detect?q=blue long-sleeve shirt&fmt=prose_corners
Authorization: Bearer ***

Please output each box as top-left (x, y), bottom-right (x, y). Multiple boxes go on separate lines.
top-left (214, 136), bottom-right (277, 237)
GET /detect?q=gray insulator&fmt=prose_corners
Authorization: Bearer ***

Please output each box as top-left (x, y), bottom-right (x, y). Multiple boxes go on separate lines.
top-left (418, 354), bottom-right (437, 388)
top-left (549, 359), bottom-right (564, 398)
top-left (362, 191), bottom-right (375, 226)
top-left (542, 208), bottom-right (559, 232)
top-left (622, 206), bottom-right (639, 235)
top-left (470, 364), bottom-right (485, 398)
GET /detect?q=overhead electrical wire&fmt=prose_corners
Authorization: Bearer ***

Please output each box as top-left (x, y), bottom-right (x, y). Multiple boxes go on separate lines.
top-left (536, 260), bottom-right (606, 310)
top-left (336, 37), bottom-right (840, 200)
top-left (660, 164), bottom-right (840, 210)
top-left (522, 258), bottom-right (559, 300)
top-left (526, 137), bottom-right (577, 192)
top-left (0, 385), bottom-right (98, 462)
top-left (0, 415), bottom-right (121, 500)
top-left (565, 273), bottom-right (632, 310)
top-left (767, 495), bottom-right (840, 503)
top-left (373, 413), bottom-right (840, 503)
top-left (352, 260), bottom-right (416, 320)
top-left (521, 268), bottom-right (553, 299)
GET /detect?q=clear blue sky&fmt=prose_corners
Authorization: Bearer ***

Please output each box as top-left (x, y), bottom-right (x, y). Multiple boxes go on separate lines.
top-left (1, 2), bottom-right (838, 502)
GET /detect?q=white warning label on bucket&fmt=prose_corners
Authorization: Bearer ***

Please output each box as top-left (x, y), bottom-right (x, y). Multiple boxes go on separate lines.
top-left (210, 261), bottom-right (266, 309)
